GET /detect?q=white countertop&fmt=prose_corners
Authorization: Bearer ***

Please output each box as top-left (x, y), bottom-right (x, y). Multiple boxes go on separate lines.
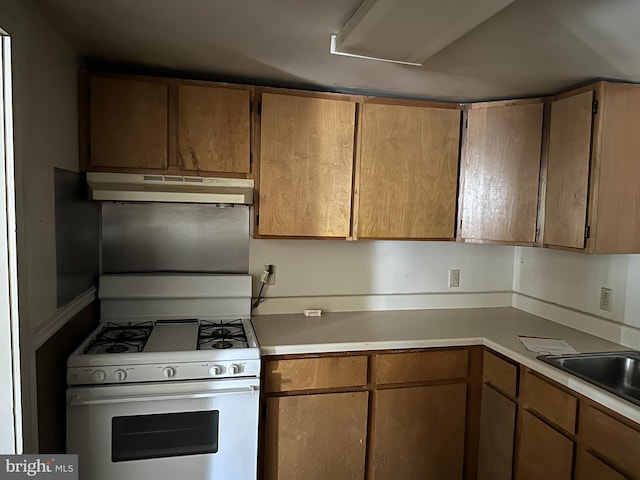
top-left (252, 307), bottom-right (640, 424)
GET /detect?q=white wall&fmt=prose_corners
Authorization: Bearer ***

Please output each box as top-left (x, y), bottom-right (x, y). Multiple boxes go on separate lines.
top-left (0, 0), bottom-right (79, 452)
top-left (250, 239), bottom-right (515, 314)
top-left (513, 247), bottom-right (640, 348)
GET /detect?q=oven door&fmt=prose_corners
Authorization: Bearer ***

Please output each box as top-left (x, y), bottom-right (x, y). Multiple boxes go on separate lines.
top-left (67, 377), bottom-right (259, 480)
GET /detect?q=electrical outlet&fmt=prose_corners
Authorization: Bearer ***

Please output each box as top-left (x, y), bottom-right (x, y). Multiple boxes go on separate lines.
top-left (600, 287), bottom-right (612, 312)
top-left (449, 269), bottom-right (460, 288)
top-left (264, 265), bottom-right (276, 285)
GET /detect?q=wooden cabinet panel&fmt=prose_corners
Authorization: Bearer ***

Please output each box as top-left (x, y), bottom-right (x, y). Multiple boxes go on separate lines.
top-left (264, 392), bottom-right (368, 480)
top-left (581, 404), bottom-right (640, 476)
top-left (593, 82), bottom-right (640, 253)
top-left (264, 356), bottom-right (368, 393)
top-left (478, 384), bottom-right (516, 480)
top-left (521, 371), bottom-right (577, 433)
top-left (516, 410), bottom-right (573, 480)
top-left (461, 101), bottom-right (543, 243)
top-left (543, 90), bottom-right (593, 249)
top-left (258, 93), bottom-right (356, 237)
top-left (89, 77), bottom-right (168, 169)
top-left (483, 350), bottom-right (518, 397)
top-left (371, 383), bottom-right (467, 480)
top-left (374, 349), bottom-right (468, 384)
top-left (357, 102), bottom-right (460, 239)
top-left (575, 449), bottom-right (627, 480)
top-left (177, 85), bottom-right (250, 173)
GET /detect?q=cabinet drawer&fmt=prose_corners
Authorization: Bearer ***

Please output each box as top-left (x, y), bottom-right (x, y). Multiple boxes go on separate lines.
top-left (264, 356), bottom-right (368, 393)
top-left (375, 349), bottom-right (468, 384)
top-left (580, 404), bottom-right (640, 476)
top-left (483, 350), bottom-right (518, 397)
top-left (521, 371), bottom-right (577, 433)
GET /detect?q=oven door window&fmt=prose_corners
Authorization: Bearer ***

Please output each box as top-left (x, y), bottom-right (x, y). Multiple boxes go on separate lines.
top-left (112, 410), bottom-right (219, 462)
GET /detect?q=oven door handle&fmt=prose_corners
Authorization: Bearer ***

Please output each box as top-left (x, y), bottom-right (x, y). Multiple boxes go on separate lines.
top-left (69, 385), bottom-right (258, 406)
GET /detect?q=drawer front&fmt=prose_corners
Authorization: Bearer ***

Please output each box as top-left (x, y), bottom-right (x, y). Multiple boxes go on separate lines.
top-left (483, 350), bottom-right (518, 397)
top-left (580, 404), bottom-right (640, 476)
top-left (375, 349), bottom-right (468, 384)
top-left (521, 371), bottom-right (577, 433)
top-left (265, 356), bottom-right (368, 393)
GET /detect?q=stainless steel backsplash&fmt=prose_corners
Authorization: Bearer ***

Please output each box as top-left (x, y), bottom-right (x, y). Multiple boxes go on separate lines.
top-left (101, 202), bottom-right (249, 274)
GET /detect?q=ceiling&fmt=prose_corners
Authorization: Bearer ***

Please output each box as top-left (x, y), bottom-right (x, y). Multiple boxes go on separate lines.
top-left (33, 0), bottom-right (640, 101)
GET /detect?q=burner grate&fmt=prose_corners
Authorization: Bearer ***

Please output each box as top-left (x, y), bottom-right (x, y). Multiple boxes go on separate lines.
top-left (198, 319), bottom-right (248, 350)
top-left (84, 321), bottom-right (153, 354)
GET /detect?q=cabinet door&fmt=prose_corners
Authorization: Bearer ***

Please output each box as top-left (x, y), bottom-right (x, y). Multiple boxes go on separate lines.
top-left (371, 383), bottom-right (467, 480)
top-left (177, 85), bottom-right (250, 173)
top-left (478, 384), bottom-right (516, 480)
top-left (515, 411), bottom-right (573, 480)
top-left (89, 76), bottom-right (168, 169)
top-left (258, 93), bottom-right (356, 237)
top-left (543, 90), bottom-right (594, 249)
top-left (264, 391), bottom-right (368, 480)
top-left (357, 103), bottom-right (460, 239)
top-left (580, 404), bottom-right (640, 476)
top-left (461, 102), bottom-right (543, 243)
top-left (575, 449), bottom-right (626, 480)
top-left (593, 82), bottom-right (640, 253)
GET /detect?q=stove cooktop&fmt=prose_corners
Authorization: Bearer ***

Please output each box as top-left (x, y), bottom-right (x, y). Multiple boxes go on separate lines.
top-left (82, 318), bottom-right (252, 355)
top-left (67, 318), bottom-right (261, 386)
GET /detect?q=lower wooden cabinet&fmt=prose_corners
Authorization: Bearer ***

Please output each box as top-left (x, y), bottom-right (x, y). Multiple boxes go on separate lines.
top-left (575, 449), bottom-right (627, 480)
top-left (580, 403), bottom-right (640, 478)
top-left (370, 383), bottom-right (467, 480)
top-left (263, 392), bottom-right (368, 480)
top-left (261, 348), bottom-right (475, 480)
top-left (516, 410), bottom-right (574, 480)
top-left (260, 348), bottom-right (640, 480)
top-left (477, 384), bottom-right (516, 480)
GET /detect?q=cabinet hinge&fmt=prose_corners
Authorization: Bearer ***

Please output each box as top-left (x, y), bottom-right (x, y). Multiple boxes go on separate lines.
top-left (256, 215), bottom-right (260, 227)
top-left (585, 225), bottom-right (591, 239)
top-left (257, 102), bottom-right (262, 115)
top-left (592, 100), bottom-right (599, 115)
top-left (250, 153), bottom-right (253, 165)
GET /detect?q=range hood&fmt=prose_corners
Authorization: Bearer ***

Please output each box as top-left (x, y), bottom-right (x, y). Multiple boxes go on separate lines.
top-left (86, 172), bottom-right (254, 205)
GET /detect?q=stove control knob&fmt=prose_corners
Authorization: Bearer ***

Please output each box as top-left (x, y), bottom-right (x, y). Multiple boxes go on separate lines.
top-left (163, 367), bottom-right (176, 378)
top-left (114, 369), bottom-right (127, 382)
top-left (93, 370), bottom-right (107, 383)
top-left (208, 365), bottom-right (222, 376)
top-left (229, 364), bottom-right (241, 375)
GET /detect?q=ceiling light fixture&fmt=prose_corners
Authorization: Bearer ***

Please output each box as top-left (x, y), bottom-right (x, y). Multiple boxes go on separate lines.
top-left (330, 0), bottom-right (516, 66)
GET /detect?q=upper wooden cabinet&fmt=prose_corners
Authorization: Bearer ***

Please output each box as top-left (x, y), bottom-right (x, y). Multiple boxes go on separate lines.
top-left (542, 81), bottom-right (640, 254)
top-left (542, 90), bottom-right (594, 249)
top-left (355, 101), bottom-right (461, 239)
top-left (177, 84), bottom-right (251, 173)
top-left (88, 76), bottom-right (169, 170)
top-left (81, 73), bottom-right (252, 177)
top-left (257, 92), bottom-right (356, 237)
top-left (460, 100), bottom-right (544, 244)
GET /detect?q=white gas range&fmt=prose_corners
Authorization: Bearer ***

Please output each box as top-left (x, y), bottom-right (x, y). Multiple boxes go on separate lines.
top-left (66, 274), bottom-right (261, 480)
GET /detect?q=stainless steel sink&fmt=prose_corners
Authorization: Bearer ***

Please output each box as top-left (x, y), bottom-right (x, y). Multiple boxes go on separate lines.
top-left (537, 351), bottom-right (640, 406)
